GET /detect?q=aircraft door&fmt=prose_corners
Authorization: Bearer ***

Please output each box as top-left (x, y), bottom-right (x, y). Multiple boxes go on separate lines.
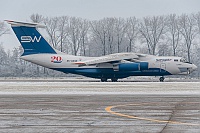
top-left (160, 63), bottom-right (166, 73)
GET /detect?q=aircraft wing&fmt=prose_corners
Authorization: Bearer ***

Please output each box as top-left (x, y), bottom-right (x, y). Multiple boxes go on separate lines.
top-left (74, 53), bottom-right (145, 66)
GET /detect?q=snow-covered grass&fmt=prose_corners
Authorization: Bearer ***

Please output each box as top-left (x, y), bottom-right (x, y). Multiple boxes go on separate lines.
top-left (0, 81), bottom-right (199, 95)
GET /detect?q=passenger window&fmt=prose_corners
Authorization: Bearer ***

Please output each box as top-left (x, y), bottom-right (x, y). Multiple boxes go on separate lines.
top-left (174, 59), bottom-right (178, 62)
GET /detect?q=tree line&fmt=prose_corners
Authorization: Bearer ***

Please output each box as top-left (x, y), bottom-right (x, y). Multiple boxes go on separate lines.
top-left (0, 12), bottom-right (200, 77)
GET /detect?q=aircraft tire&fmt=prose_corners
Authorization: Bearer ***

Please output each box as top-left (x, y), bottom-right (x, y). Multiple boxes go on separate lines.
top-left (111, 78), bottom-right (118, 82)
top-left (101, 78), bottom-right (108, 82)
top-left (159, 77), bottom-right (165, 82)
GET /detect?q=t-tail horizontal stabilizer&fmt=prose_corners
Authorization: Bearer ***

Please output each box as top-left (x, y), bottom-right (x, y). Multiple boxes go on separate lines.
top-left (6, 20), bottom-right (46, 28)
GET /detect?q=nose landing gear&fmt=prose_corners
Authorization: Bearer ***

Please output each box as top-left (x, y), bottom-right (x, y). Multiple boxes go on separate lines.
top-left (159, 76), bottom-right (165, 82)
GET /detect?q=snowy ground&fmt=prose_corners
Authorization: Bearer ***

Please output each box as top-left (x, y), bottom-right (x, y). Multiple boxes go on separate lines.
top-left (0, 79), bottom-right (199, 132)
top-left (0, 76), bottom-right (200, 82)
top-left (0, 80), bottom-right (199, 95)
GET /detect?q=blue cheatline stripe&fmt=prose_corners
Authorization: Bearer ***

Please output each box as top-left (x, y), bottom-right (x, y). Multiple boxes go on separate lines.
top-left (51, 68), bottom-right (172, 79)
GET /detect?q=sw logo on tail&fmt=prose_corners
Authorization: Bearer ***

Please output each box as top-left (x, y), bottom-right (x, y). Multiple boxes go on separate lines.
top-left (21, 36), bottom-right (41, 43)
top-left (6, 20), bottom-right (197, 82)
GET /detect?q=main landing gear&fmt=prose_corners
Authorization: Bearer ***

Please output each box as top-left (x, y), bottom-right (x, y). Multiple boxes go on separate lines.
top-left (101, 78), bottom-right (108, 82)
top-left (111, 78), bottom-right (118, 82)
top-left (100, 78), bottom-right (118, 82)
top-left (159, 76), bottom-right (165, 82)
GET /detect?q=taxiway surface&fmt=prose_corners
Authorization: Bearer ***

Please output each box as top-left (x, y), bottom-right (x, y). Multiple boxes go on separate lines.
top-left (0, 81), bottom-right (199, 133)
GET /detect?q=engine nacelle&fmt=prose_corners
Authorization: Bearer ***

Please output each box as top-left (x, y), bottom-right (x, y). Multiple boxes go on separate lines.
top-left (114, 63), bottom-right (139, 71)
top-left (139, 62), bottom-right (149, 70)
top-left (113, 62), bottom-right (149, 71)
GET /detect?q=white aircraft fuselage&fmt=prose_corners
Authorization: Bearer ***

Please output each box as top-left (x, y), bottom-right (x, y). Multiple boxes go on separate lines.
top-left (21, 53), bottom-right (197, 80)
top-left (7, 20), bottom-right (197, 82)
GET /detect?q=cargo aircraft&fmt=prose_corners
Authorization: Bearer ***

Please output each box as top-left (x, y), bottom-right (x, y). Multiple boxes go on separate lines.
top-left (7, 20), bottom-right (197, 82)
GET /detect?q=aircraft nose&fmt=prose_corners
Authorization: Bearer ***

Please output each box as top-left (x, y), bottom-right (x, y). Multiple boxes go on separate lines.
top-left (187, 64), bottom-right (197, 74)
top-left (190, 64), bottom-right (197, 73)
top-left (192, 64), bottom-right (197, 71)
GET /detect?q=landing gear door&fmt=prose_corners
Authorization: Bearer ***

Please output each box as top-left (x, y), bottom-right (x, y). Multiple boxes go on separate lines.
top-left (160, 63), bottom-right (166, 73)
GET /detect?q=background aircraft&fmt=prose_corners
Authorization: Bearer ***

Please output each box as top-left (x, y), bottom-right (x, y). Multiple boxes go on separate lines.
top-left (7, 20), bottom-right (197, 82)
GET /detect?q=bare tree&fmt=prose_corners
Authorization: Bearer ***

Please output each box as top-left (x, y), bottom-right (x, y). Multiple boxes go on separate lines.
top-left (67, 17), bottom-right (83, 56)
top-left (114, 18), bottom-right (127, 53)
top-left (79, 19), bottom-right (90, 56)
top-left (57, 16), bottom-right (69, 52)
top-left (157, 42), bottom-right (171, 56)
top-left (43, 17), bottom-right (60, 48)
top-left (166, 14), bottom-right (181, 56)
top-left (105, 18), bottom-right (115, 54)
top-left (0, 21), bottom-right (9, 37)
top-left (179, 14), bottom-right (198, 62)
top-left (194, 12), bottom-right (200, 72)
top-left (139, 16), bottom-right (166, 55)
top-left (30, 13), bottom-right (44, 23)
top-left (0, 43), bottom-right (7, 65)
top-left (194, 12), bottom-right (200, 35)
top-left (90, 19), bottom-right (107, 55)
top-left (126, 17), bottom-right (139, 52)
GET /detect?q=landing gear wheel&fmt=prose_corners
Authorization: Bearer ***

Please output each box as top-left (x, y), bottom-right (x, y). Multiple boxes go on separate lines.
top-left (101, 78), bottom-right (108, 82)
top-left (159, 76), bottom-right (165, 82)
top-left (111, 78), bottom-right (118, 82)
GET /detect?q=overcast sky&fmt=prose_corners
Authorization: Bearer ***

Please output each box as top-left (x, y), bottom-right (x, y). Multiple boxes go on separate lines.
top-left (1, 0), bottom-right (200, 50)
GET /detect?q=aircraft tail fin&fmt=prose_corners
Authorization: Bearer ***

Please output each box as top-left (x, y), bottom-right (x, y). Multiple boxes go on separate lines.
top-left (6, 20), bottom-right (57, 56)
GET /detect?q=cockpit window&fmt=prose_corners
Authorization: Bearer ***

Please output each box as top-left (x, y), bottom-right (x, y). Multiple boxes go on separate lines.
top-left (180, 58), bottom-right (187, 63)
top-left (174, 59), bottom-right (178, 62)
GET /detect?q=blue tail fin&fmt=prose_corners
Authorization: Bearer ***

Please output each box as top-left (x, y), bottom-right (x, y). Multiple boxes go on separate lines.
top-left (7, 20), bottom-right (56, 56)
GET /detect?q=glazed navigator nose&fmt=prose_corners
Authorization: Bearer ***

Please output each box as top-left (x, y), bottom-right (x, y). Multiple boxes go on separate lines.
top-left (192, 64), bottom-right (197, 72)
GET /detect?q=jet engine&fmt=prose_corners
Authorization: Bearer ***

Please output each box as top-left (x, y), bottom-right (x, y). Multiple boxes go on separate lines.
top-left (139, 62), bottom-right (148, 70)
top-left (113, 62), bottom-right (148, 71)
